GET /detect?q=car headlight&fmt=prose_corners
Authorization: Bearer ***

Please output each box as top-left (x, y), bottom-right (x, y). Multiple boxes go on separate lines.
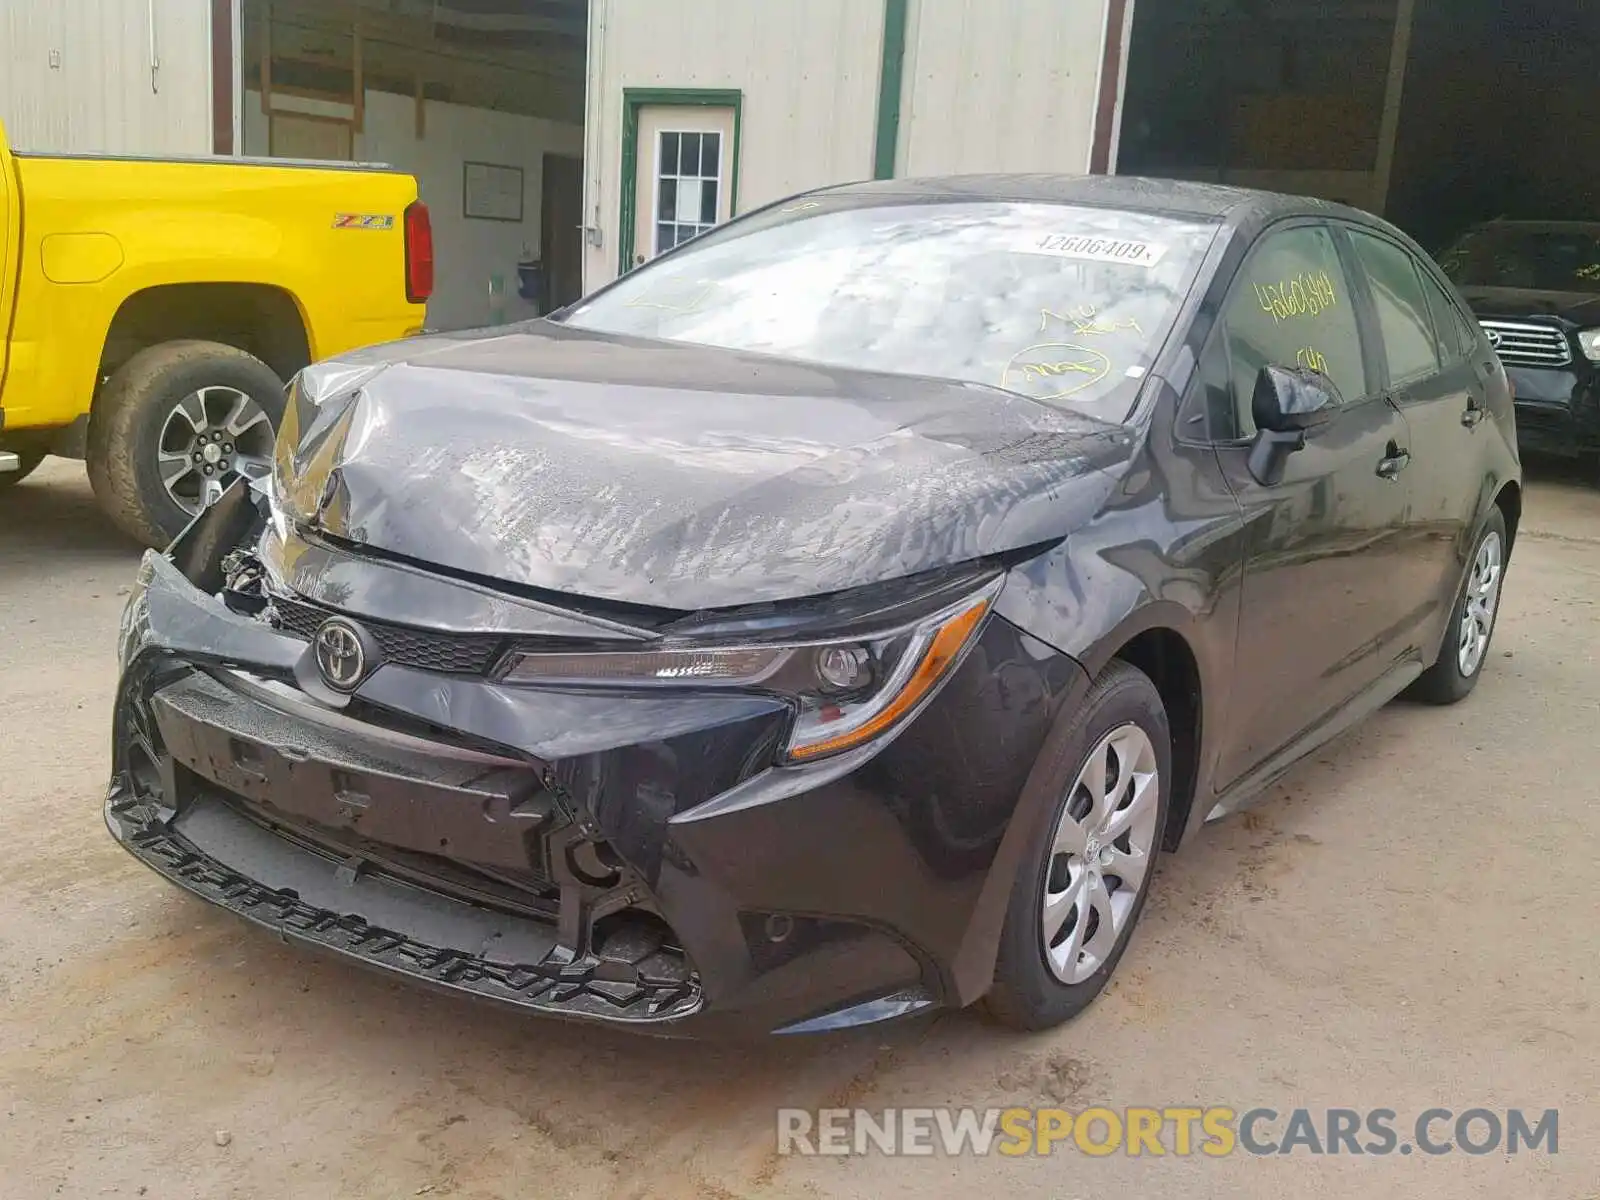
top-left (499, 578), bottom-right (1003, 761)
top-left (1577, 328), bottom-right (1600, 363)
top-left (117, 554), bottom-right (157, 669)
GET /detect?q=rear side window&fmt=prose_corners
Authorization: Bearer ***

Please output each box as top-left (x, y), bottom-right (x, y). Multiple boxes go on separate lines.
top-left (1348, 230), bottom-right (1440, 386)
top-left (1421, 272), bottom-right (1479, 363)
top-left (1221, 224), bottom-right (1366, 436)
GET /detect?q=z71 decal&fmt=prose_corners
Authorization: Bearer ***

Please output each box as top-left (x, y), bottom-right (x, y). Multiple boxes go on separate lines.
top-left (332, 213), bottom-right (396, 230)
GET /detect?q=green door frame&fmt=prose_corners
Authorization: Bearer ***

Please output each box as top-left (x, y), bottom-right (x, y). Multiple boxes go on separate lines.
top-left (617, 87), bottom-right (743, 277)
top-left (873, 0), bottom-right (909, 179)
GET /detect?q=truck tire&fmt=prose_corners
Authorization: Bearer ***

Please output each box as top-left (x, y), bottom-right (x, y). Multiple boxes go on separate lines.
top-left (0, 450), bottom-right (46, 490)
top-left (87, 340), bottom-right (285, 548)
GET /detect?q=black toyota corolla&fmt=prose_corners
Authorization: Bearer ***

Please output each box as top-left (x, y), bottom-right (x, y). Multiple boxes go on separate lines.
top-left (108, 177), bottom-right (1520, 1036)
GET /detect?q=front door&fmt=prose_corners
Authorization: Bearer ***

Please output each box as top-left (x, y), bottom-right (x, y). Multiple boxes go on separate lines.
top-left (1208, 222), bottom-right (1422, 788)
top-left (631, 105), bottom-right (736, 270)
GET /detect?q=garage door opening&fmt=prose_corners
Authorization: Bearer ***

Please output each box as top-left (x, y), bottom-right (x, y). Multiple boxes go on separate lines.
top-left (236, 0), bottom-right (587, 330)
top-left (1116, 0), bottom-right (1600, 253)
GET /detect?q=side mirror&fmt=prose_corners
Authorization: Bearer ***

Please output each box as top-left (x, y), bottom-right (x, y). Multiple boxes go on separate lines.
top-left (1247, 364), bottom-right (1341, 485)
top-left (1253, 364), bottom-right (1341, 434)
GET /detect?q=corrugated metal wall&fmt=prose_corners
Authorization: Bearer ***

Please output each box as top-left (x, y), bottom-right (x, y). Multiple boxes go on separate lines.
top-left (584, 0), bottom-right (884, 288)
top-left (898, 0), bottom-right (1110, 177)
top-left (584, 0), bottom-right (1115, 290)
top-left (0, 0), bottom-right (213, 154)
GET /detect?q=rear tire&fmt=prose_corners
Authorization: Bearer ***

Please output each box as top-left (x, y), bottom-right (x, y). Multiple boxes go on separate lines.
top-left (87, 340), bottom-right (285, 548)
top-left (1406, 507), bottom-right (1508, 706)
top-left (0, 450), bottom-right (46, 490)
top-left (983, 660), bottom-right (1171, 1031)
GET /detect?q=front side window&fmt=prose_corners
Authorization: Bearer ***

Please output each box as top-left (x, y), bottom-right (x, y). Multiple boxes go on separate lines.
top-left (1348, 230), bottom-right (1440, 387)
top-left (568, 200), bottom-right (1218, 420)
top-left (1220, 224), bottom-right (1365, 436)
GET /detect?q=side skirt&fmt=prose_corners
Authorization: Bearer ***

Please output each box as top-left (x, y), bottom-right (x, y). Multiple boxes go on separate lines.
top-left (1203, 657), bottom-right (1425, 824)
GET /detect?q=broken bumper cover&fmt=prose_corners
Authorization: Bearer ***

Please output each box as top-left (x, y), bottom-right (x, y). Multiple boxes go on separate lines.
top-left (108, 549), bottom-right (1084, 1036)
top-left (107, 791), bottom-right (708, 1021)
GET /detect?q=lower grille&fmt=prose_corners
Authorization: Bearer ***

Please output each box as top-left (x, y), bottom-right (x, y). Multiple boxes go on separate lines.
top-left (1480, 319), bottom-right (1573, 368)
top-left (233, 790), bottom-right (562, 916)
top-left (270, 595), bottom-right (506, 675)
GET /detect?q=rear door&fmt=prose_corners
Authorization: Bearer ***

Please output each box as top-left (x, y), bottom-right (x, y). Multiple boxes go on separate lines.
top-left (1341, 225), bottom-right (1484, 658)
top-left (1204, 221), bottom-right (1420, 788)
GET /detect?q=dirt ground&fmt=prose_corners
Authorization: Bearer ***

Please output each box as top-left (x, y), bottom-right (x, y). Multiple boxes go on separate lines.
top-left (1, 459), bottom-right (1597, 1200)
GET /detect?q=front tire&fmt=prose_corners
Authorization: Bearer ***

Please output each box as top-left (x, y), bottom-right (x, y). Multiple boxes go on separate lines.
top-left (1406, 507), bottom-right (1508, 705)
top-left (983, 660), bottom-right (1171, 1031)
top-left (87, 340), bottom-right (284, 548)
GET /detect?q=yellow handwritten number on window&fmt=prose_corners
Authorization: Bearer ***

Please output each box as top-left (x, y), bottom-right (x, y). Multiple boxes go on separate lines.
top-left (1295, 346), bottom-right (1329, 374)
top-left (1255, 271), bottom-right (1338, 324)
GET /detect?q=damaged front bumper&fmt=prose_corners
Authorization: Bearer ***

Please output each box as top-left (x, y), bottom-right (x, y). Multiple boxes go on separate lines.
top-left (107, 489), bottom-right (1085, 1036)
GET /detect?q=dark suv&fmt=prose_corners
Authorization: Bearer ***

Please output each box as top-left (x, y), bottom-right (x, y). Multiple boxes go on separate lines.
top-left (1439, 220), bottom-right (1600, 469)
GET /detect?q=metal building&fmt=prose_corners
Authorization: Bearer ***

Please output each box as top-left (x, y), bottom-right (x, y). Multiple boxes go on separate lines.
top-left (1, 0), bottom-right (1127, 304)
top-left (5, 1), bottom-right (1591, 308)
top-left (0, 0), bottom-right (215, 156)
top-left (580, 0), bottom-right (1119, 288)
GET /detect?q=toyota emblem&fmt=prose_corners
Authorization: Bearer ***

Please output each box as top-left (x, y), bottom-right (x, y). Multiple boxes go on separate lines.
top-left (314, 618), bottom-right (372, 692)
top-left (1485, 328), bottom-right (1502, 348)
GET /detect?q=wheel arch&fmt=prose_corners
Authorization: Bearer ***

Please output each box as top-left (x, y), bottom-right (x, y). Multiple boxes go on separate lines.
top-left (94, 282), bottom-right (311, 399)
top-left (1081, 610), bottom-right (1207, 854)
top-left (1494, 478), bottom-right (1521, 553)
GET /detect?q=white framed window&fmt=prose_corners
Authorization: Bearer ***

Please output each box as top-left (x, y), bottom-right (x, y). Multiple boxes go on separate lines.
top-left (654, 130), bottom-right (722, 255)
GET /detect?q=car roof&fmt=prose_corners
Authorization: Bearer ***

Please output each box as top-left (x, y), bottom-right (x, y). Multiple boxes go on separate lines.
top-left (822, 173), bottom-right (1369, 225)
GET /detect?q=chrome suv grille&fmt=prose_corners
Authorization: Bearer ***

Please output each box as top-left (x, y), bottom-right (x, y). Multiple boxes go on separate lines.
top-left (1479, 319), bottom-right (1573, 368)
top-left (270, 596), bottom-right (507, 675)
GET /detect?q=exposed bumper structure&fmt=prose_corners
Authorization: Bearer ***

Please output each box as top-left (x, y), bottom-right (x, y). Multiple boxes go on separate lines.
top-left (108, 511), bottom-right (1085, 1037)
top-left (107, 790), bottom-right (705, 1021)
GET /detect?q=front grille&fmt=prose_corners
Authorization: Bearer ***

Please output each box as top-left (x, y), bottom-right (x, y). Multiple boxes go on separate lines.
top-left (1479, 319), bottom-right (1573, 368)
top-left (270, 595), bottom-right (506, 675)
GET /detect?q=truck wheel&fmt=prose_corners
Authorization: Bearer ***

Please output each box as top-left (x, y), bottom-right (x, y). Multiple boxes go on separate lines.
top-left (87, 340), bottom-right (285, 547)
top-left (0, 450), bottom-right (46, 490)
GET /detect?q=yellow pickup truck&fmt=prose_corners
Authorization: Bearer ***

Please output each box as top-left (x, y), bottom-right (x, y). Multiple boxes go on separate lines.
top-left (0, 119), bottom-right (429, 546)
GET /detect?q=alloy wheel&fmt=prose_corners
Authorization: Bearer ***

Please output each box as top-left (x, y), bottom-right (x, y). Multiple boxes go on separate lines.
top-left (157, 386), bottom-right (275, 515)
top-left (1041, 722), bottom-right (1161, 985)
top-left (1457, 530), bottom-right (1503, 678)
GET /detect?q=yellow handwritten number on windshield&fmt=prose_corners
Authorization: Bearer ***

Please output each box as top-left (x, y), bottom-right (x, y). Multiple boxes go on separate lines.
top-left (1002, 343), bottom-right (1112, 400)
top-left (1039, 304), bottom-right (1145, 338)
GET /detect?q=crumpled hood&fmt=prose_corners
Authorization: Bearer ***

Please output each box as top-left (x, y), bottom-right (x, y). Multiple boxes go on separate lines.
top-left (273, 323), bottom-right (1137, 610)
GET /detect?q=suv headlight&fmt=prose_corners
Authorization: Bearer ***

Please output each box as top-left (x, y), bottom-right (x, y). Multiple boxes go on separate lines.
top-left (499, 578), bottom-right (1003, 761)
top-left (1577, 328), bottom-right (1600, 363)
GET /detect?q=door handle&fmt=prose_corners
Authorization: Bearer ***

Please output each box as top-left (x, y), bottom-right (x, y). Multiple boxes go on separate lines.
top-left (1376, 443), bottom-right (1411, 479)
top-left (1461, 398), bottom-right (1487, 428)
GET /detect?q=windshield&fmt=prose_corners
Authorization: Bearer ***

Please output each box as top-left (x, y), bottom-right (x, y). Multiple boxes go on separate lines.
top-left (1439, 225), bottom-right (1600, 292)
top-left (566, 200), bottom-right (1217, 419)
